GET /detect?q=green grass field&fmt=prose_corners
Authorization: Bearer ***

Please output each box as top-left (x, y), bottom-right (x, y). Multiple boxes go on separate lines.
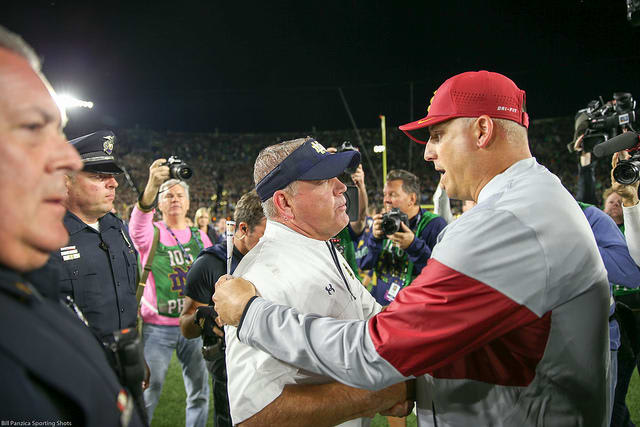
top-left (151, 354), bottom-right (639, 427)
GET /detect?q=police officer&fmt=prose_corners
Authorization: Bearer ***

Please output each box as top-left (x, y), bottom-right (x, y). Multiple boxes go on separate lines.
top-left (0, 25), bottom-right (144, 425)
top-left (48, 130), bottom-right (139, 344)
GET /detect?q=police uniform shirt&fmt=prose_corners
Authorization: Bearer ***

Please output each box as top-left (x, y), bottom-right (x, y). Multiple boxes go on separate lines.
top-left (224, 220), bottom-right (382, 426)
top-left (50, 211), bottom-right (138, 341)
top-left (0, 264), bottom-right (144, 426)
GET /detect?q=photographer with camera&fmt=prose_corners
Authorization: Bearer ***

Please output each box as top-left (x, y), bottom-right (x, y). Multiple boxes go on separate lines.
top-left (571, 97), bottom-right (640, 427)
top-left (359, 169), bottom-right (447, 306)
top-left (180, 190), bottom-right (266, 427)
top-left (611, 150), bottom-right (640, 264)
top-left (130, 158), bottom-right (212, 427)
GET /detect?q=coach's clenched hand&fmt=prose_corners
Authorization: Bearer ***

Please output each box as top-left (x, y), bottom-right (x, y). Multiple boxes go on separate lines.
top-left (213, 275), bottom-right (258, 327)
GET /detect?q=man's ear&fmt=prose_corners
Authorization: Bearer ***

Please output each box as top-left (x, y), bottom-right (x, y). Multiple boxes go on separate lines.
top-left (64, 174), bottom-right (72, 192)
top-left (409, 192), bottom-right (417, 207)
top-left (475, 115), bottom-right (495, 149)
top-left (235, 221), bottom-right (248, 240)
top-left (273, 190), bottom-right (294, 220)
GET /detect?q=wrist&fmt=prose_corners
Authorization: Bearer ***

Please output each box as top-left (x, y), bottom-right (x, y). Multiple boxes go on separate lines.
top-left (622, 196), bottom-right (640, 207)
top-left (138, 186), bottom-right (159, 212)
top-left (138, 194), bottom-right (158, 212)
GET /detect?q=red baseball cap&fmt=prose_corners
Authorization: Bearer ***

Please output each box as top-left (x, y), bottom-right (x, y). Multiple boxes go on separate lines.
top-left (399, 70), bottom-right (530, 144)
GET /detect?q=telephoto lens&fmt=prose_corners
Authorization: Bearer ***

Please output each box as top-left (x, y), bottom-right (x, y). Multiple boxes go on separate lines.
top-left (613, 158), bottom-right (640, 185)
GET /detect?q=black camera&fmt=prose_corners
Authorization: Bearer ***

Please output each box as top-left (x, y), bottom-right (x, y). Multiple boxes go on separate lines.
top-left (381, 208), bottom-right (409, 236)
top-left (569, 93), bottom-right (637, 153)
top-left (195, 306), bottom-right (225, 362)
top-left (164, 156), bottom-right (193, 180)
top-left (337, 141), bottom-right (360, 174)
top-left (612, 132), bottom-right (640, 185)
top-left (614, 156), bottom-right (640, 185)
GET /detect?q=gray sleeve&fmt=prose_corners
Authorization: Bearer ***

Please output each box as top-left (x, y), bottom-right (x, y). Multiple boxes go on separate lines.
top-left (238, 297), bottom-right (411, 390)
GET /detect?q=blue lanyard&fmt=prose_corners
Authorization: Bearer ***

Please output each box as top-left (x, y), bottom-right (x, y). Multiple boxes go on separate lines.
top-left (162, 222), bottom-right (203, 262)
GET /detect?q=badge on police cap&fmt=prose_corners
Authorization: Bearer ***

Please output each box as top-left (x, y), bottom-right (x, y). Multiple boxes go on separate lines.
top-left (103, 134), bottom-right (114, 155)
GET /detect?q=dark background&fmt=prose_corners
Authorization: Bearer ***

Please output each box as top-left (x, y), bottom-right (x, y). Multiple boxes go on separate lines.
top-left (4, 0), bottom-right (640, 137)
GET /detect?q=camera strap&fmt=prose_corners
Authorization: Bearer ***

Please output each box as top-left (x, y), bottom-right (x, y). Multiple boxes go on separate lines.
top-left (137, 226), bottom-right (159, 306)
top-left (402, 210), bottom-right (439, 288)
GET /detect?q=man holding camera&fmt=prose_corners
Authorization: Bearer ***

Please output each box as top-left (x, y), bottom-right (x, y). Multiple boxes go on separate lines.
top-left (359, 169), bottom-right (447, 305)
top-left (214, 71), bottom-right (611, 426)
top-left (130, 159), bottom-right (212, 427)
top-left (223, 137), bottom-right (410, 426)
top-left (180, 190), bottom-right (266, 427)
top-left (573, 106), bottom-right (640, 427)
top-left (0, 25), bottom-right (145, 425)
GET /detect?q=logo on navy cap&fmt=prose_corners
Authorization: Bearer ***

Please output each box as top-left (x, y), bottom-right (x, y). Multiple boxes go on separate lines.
top-left (103, 135), bottom-right (114, 155)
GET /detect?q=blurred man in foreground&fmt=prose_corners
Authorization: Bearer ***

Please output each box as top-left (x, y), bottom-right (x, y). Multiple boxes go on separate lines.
top-left (214, 71), bottom-right (611, 426)
top-left (0, 25), bottom-right (144, 425)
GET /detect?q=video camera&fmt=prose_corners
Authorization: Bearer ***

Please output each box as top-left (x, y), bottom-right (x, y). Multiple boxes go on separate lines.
top-left (568, 93), bottom-right (637, 154)
top-left (163, 156), bottom-right (193, 180)
top-left (381, 208), bottom-right (409, 236)
top-left (337, 141), bottom-right (360, 174)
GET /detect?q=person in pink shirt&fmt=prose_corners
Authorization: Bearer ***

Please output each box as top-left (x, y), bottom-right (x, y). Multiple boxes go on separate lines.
top-left (130, 158), bottom-right (212, 427)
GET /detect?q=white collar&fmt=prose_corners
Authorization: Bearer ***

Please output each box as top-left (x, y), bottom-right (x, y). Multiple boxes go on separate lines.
top-left (477, 157), bottom-right (536, 204)
top-left (263, 219), bottom-right (328, 247)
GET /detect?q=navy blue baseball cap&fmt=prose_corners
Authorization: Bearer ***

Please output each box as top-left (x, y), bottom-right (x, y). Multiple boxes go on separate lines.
top-left (256, 139), bottom-right (361, 202)
top-left (69, 130), bottom-right (124, 174)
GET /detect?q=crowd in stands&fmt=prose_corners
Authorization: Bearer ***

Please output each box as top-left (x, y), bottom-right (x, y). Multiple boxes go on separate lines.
top-left (113, 115), bottom-right (607, 222)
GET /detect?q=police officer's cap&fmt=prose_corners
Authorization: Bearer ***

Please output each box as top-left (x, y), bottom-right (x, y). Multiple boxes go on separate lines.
top-left (69, 130), bottom-right (124, 175)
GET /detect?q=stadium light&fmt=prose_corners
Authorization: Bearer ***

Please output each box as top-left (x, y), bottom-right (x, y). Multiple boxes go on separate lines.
top-left (373, 145), bottom-right (385, 153)
top-left (55, 93), bottom-right (94, 110)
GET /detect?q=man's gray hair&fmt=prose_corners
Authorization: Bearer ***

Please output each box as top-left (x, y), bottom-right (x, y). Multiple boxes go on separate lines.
top-left (0, 25), bottom-right (41, 71)
top-left (159, 179), bottom-right (190, 201)
top-left (253, 137), bottom-right (310, 219)
top-left (387, 169), bottom-right (420, 202)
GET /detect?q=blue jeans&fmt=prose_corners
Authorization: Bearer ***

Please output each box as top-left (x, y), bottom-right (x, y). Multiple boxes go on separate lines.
top-left (612, 347), bottom-right (637, 427)
top-left (142, 323), bottom-right (209, 427)
top-left (610, 349), bottom-right (618, 427)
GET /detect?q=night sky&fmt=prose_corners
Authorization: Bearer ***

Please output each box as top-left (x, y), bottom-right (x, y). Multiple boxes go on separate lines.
top-left (4, 1), bottom-right (640, 137)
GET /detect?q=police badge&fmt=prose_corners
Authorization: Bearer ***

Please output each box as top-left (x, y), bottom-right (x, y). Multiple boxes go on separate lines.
top-left (103, 135), bottom-right (115, 155)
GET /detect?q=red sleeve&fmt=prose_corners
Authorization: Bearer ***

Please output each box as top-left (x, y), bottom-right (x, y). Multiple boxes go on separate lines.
top-left (368, 259), bottom-right (550, 386)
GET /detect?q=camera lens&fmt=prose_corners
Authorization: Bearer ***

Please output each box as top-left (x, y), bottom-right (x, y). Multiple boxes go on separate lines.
top-left (381, 217), bottom-right (400, 235)
top-left (613, 161), bottom-right (640, 185)
top-left (171, 165), bottom-right (193, 180)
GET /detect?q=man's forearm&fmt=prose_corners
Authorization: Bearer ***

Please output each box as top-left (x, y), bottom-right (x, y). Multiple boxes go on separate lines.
top-left (624, 201), bottom-right (640, 266)
top-left (179, 296), bottom-right (206, 339)
top-left (350, 184), bottom-right (368, 234)
top-left (179, 312), bottom-right (202, 339)
top-left (239, 381), bottom-right (406, 427)
top-left (139, 181), bottom-right (160, 210)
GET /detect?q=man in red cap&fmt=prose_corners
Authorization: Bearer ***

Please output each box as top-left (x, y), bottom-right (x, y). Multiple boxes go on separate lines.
top-left (213, 71), bottom-right (611, 426)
